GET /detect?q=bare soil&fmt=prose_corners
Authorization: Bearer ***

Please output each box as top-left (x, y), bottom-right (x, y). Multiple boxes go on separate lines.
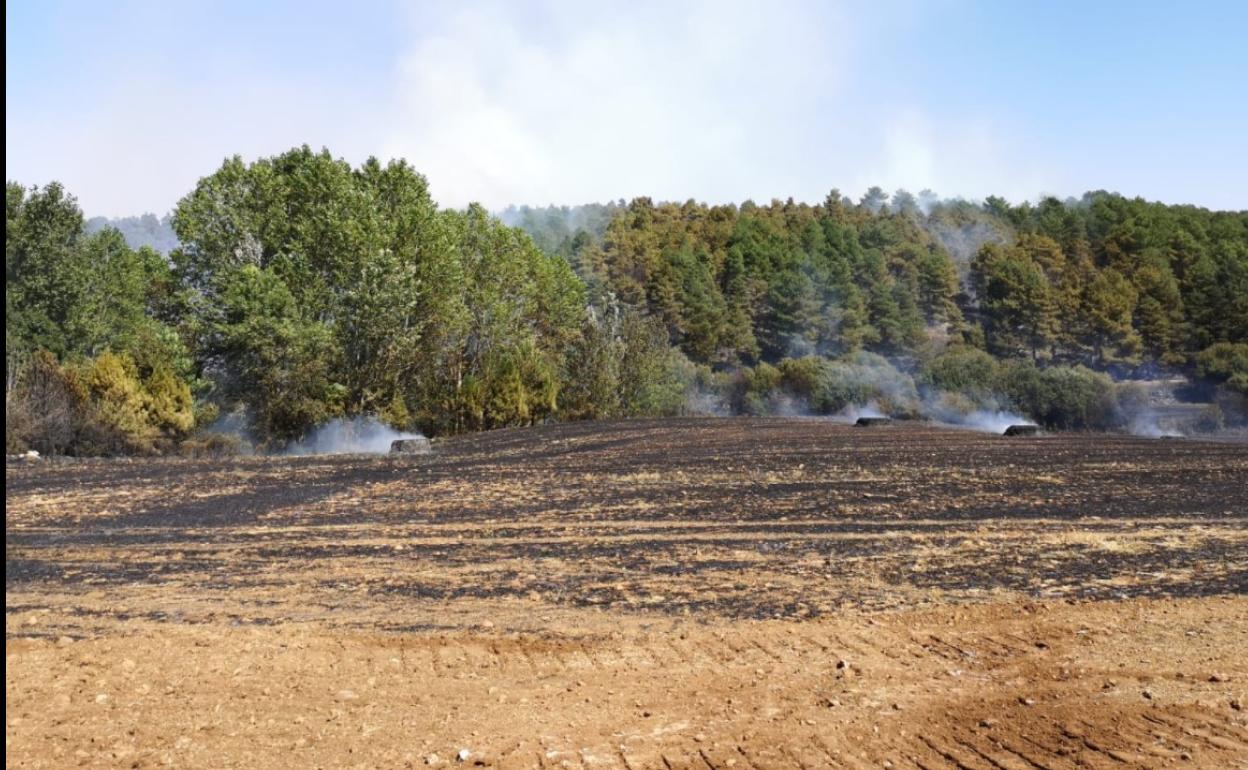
top-left (6, 418), bottom-right (1248, 768)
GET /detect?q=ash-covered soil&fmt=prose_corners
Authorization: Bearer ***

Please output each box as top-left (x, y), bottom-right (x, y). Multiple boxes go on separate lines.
top-left (6, 418), bottom-right (1248, 768)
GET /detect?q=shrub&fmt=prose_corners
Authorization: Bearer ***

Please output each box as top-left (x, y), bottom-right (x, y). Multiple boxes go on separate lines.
top-left (8, 349), bottom-right (199, 456)
top-left (1213, 387), bottom-right (1248, 427)
top-left (822, 352), bottom-right (919, 416)
top-left (1192, 404), bottom-right (1225, 433)
top-left (1195, 342), bottom-right (1248, 395)
top-left (145, 365), bottom-right (195, 435)
top-left (178, 432), bottom-right (246, 458)
top-left (84, 351), bottom-right (159, 453)
top-left (734, 362), bottom-right (782, 415)
top-left (998, 361), bottom-right (1117, 430)
top-left (776, 356), bottom-right (826, 403)
top-left (919, 346), bottom-right (1000, 396)
top-left (8, 351), bottom-right (88, 455)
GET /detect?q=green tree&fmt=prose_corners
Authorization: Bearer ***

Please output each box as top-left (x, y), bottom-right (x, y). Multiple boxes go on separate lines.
top-left (1082, 268), bottom-right (1142, 365)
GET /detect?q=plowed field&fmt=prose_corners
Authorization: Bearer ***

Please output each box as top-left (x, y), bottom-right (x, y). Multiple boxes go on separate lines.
top-left (7, 418), bottom-right (1248, 768)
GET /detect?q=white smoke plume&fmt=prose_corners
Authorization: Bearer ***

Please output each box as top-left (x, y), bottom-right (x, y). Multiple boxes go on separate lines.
top-left (919, 391), bottom-right (1034, 435)
top-left (941, 409), bottom-right (1034, 435)
top-left (832, 401), bottom-right (886, 423)
top-left (1124, 409), bottom-right (1180, 438)
top-left (284, 416), bottom-right (426, 456)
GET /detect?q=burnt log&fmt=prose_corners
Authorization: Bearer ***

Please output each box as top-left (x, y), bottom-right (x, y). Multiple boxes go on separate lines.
top-left (1002, 424), bottom-right (1039, 437)
top-left (855, 416), bottom-right (893, 427)
top-left (390, 437), bottom-right (433, 455)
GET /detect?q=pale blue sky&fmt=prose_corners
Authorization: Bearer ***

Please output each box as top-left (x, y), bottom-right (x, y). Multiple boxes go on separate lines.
top-left (7, 0), bottom-right (1247, 216)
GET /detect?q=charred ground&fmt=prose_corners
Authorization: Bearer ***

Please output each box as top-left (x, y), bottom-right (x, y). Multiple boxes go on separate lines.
top-left (8, 418), bottom-right (1248, 626)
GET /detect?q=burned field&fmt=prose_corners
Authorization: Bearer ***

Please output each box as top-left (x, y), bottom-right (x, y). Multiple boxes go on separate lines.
top-left (6, 418), bottom-right (1248, 768)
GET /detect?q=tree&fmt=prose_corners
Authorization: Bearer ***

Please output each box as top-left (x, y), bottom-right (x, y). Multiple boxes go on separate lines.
top-left (971, 243), bottom-right (1059, 361)
top-left (6, 182), bottom-right (93, 358)
top-left (1082, 268), bottom-right (1142, 365)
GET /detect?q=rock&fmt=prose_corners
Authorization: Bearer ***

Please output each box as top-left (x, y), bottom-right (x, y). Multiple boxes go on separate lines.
top-left (425, 753), bottom-right (442, 765)
top-left (978, 718), bottom-right (998, 728)
top-left (457, 748), bottom-right (472, 762)
top-left (335, 689), bottom-right (359, 701)
top-left (1230, 698), bottom-right (1242, 711)
top-left (1018, 697), bottom-right (1036, 706)
top-left (1208, 672), bottom-right (1229, 683)
top-left (1142, 689), bottom-right (1154, 700)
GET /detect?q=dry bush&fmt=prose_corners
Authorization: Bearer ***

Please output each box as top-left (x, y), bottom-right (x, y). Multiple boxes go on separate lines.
top-left (178, 432), bottom-right (246, 458)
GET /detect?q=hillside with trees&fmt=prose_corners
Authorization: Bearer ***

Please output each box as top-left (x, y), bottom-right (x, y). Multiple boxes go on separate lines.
top-left (7, 149), bottom-right (1247, 455)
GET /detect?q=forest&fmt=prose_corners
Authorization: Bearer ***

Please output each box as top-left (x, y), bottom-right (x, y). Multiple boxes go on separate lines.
top-left (7, 146), bottom-right (1247, 455)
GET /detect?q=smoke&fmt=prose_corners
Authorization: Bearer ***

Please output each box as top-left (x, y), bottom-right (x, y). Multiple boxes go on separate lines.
top-left (924, 217), bottom-right (1009, 282)
top-left (832, 392), bottom-right (1036, 435)
top-left (832, 401), bottom-right (886, 423)
top-left (766, 392), bottom-right (812, 417)
top-left (1115, 378), bottom-right (1247, 439)
top-left (1125, 410), bottom-right (1180, 439)
top-left (284, 416), bottom-right (426, 456)
top-left (942, 409), bottom-right (1033, 435)
top-left (919, 390), bottom-right (1034, 435)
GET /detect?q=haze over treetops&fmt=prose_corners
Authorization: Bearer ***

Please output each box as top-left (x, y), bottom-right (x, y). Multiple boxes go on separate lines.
top-left (6, 1), bottom-right (1248, 215)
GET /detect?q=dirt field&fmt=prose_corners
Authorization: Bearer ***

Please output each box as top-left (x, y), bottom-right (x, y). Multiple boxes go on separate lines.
top-left (7, 417), bottom-right (1248, 768)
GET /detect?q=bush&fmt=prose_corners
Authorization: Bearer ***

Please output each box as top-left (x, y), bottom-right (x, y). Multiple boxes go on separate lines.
top-left (1213, 386), bottom-right (1248, 427)
top-left (776, 357), bottom-right (826, 403)
top-left (998, 361), bottom-right (1117, 430)
top-left (178, 432), bottom-right (246, 458)
top-left (919, 346), bottom-right (1000, 396)
top-left (7, 349), bottom-right (199, 456)
top-left (1195, 342), bottom-right (1248, 395)
top-left (145, 365), bottom-right (195, 435)
top-left (822, 352), bottom-right (919, 416)
top-left (736, 362), bottom-right (782, 415)
top-left (8, 351), bottom-right (88, 455)
top-left (618, 314), bottom-right (693, 417)
top-left (84, 351), bottom-right (160, 453)
top-left (1192, 404), bottom-right (1225, 433)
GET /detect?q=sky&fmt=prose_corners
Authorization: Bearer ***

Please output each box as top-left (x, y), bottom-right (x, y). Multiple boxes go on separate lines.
top-left (7, 0), bottom-right (1248, 217)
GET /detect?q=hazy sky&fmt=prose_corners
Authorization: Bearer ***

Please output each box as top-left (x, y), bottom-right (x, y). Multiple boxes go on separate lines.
top-left (7, 0), bottom-right (1247, 216)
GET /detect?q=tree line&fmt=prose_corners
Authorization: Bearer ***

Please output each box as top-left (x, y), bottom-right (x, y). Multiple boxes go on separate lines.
top-left (519, 190), bottom-right (1245, 371)
top-left (7, 148), bottom-right (1247, 455)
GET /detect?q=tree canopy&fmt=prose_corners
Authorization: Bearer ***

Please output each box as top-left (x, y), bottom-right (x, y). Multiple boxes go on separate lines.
top-left (7, 149), bottom-right (1247, 454)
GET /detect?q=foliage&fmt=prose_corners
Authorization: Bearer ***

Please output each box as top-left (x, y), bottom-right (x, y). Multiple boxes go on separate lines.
top-left (995, 362), bottom-right (1119, 430)
top-left (1195, 342), bottom-right (1248, 394)
top-left (6, 350), bottom-right (194, 455)
top-left (8, 157), bottom-right (1247, 454)
top-left (918, 346), bottom-right (1000, 396)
